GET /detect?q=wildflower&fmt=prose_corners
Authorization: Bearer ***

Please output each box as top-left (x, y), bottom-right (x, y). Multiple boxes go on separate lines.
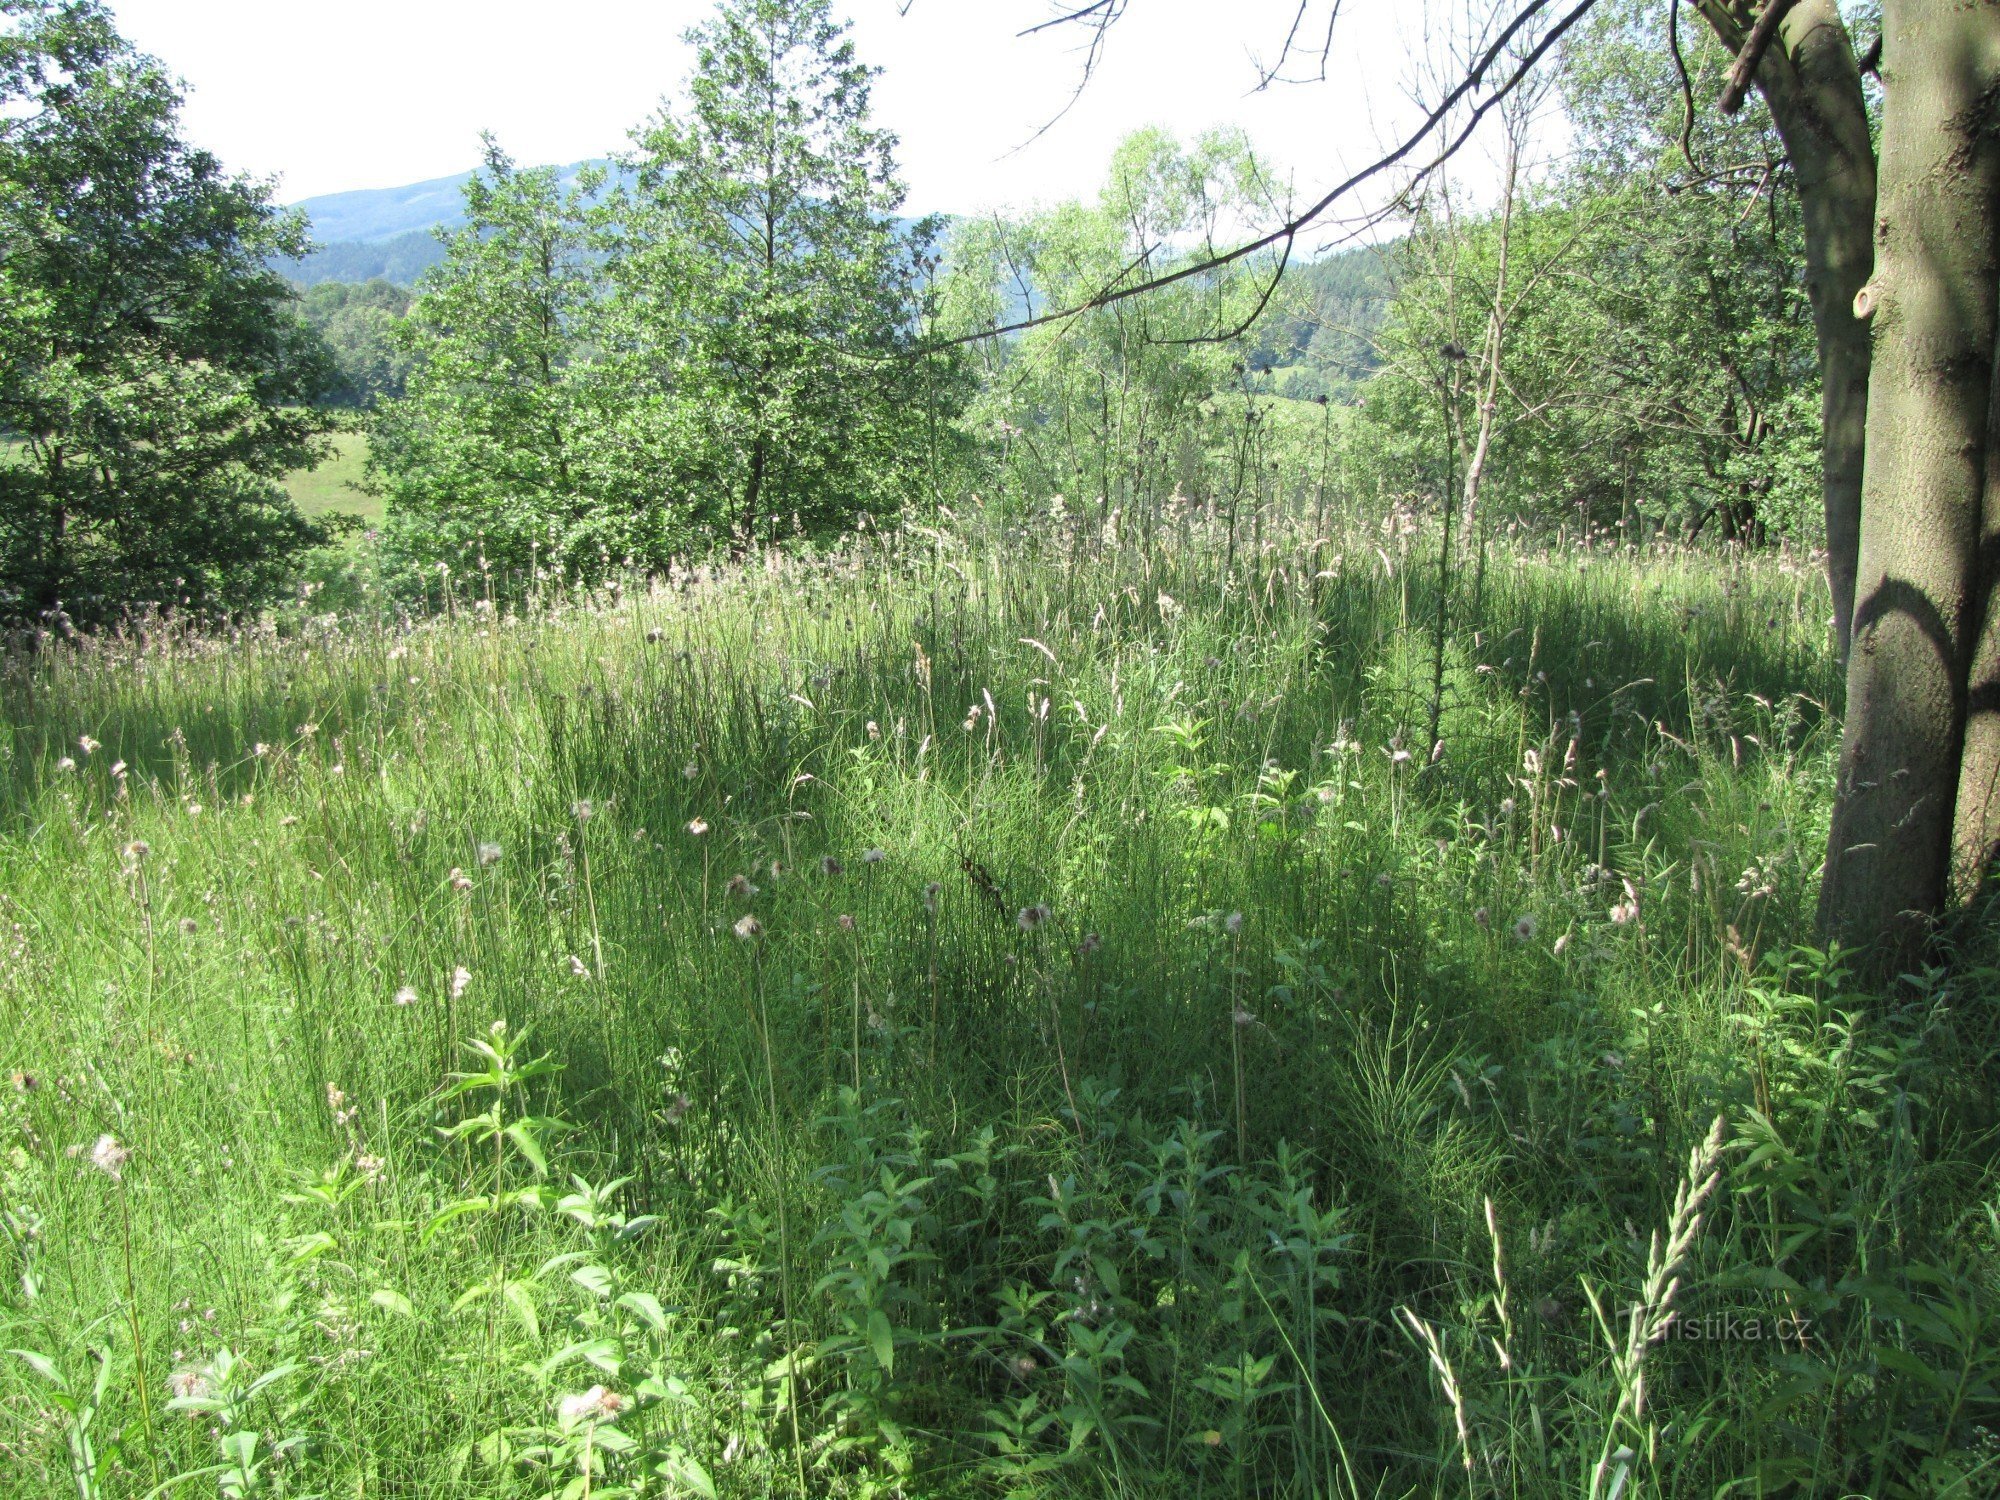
top-left (56, 756), bottom-right (76, 772)
top-left (449, 867), bottom-right (472, 892)
top-left (1499, 798), bottom-right (1516, 819)
top-left (866, 720), bottom-right (881, 741)
top-left (1388, 747), bottom-right (1411, 765)
top-left (733, 914), bottom-right (763, 941)
top-left (122, 840), bottom-right (150, 866)
top-left (78, 735), bottom-right (100, 756)
top-left (1473, 907), bottom-right (1490, 928)
top-left (819, 856), bottom-right (844, 876)
top-left (90, 1133), bottom-right (130, 1181)
top-left (1512, 914), bottom-right (1538, 943)
top-left (682, 761), bottom-right (700, 780)
top-left (572, 799), bottom-right (594, 823)
top-left (1224, 911), bottom-right (1243, 935)
top-left (921, 881), bottom-right (941, 914)
top-left (253, 742), bottom-right (270, 758)
top-left (166, 1366), bottom-right (212, 1402)
top-left (476, 841), bottom-right (502, 867)
top-left (1609, 899), bottom-right (1639, 926)
top-left (1016, 903), bottom-right (1052, 932)
top-left (1078, 932), bottom-right (1102, 955)
top-left (837, 913), bottom-right (856, 932)
top-left (687, 817), bottom-right (709, 837)
top-left (355, 1152), bottom-right (386, 1181)
top-left (861, 847), bottom-right (885, 865)
top-left (646, 627), bottom-right (665, 643)
top-left (176, 917), bottom-right (198, 937)
top-left (450, 966), bottom-right (472, 1001)
top-left (663, 1091), bottom-right (691, 1125)
top-left (558, 1385), bottom-right (627, 1427)
top-left (725, 873), bottom-right (758, 899)
top-left (567, 954), bottom-right (590, 978)
top-left (1012, 1354), bottom-right (1039, 1379)
top-left (393, 986), bottom-right (418, 1007)
top-left (490, 1018), bottom-right (507, 1036)
top-left (11, 1071), bottom-right (37, 1092)
top-left (1232, 1007), bottom-right (1258, 1028)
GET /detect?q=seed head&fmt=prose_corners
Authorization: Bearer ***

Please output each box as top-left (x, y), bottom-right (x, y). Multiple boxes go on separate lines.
top-left (820, 856), bottom-right (844, 876)
top-left (1512, 914), bottom-right (1537, 943)
top-left (476, 841), bottom-right (502, 867)
top-left (687, 818), bottom-right (709, 837)
top-left (1016, 903), bottom-right (1051, 933)
top-left (450, 965), bottom-right (473, 1000)
top-left (394, 985), bottom-right (417, 1006)
top-left (725, 873), bottom-right (758, 899)
top-left (861, 847), bottom-right (886, 865)
top-left (733, 914), bottom-right (763, 941)
top-left (90, 1133), bottom-right (130, 1181)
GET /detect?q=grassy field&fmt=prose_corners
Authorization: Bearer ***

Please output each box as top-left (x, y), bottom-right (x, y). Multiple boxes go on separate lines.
top-left (285, 429), bottom-right (381, 524)
top-left (1, 512), bottom-right (1995, 1498)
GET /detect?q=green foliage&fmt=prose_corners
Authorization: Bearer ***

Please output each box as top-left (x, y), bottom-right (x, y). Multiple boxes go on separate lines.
top-left (373, 0), bottom-right (966, 585)
top-left (0, 0), bottom-right (341, 628)
top-left (1343, 3), bottom-right (1822, 546)
top-left (293, 280), bottom-right (411, 409)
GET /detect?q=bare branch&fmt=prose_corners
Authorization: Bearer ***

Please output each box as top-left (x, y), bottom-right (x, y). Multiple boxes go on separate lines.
top-left (922, 0), bottom-right (1603, 354)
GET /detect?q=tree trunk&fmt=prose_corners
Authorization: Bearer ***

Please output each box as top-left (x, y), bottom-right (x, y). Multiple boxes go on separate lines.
top-left (1818, 0), bottom-right (2000, 953)
top-left (1699, 0), bottom-right (1877, 659)
top-left (1952, 15), bottom-right (2000, 899)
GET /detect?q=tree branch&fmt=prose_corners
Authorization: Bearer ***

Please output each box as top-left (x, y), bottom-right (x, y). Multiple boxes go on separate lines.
top-left (922, 0), bottom-right (1601, 354)
top-left (1719, 0), bottom-right (1794, 115)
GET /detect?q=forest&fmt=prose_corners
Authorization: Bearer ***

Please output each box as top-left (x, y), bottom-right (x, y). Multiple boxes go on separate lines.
top-left (3, 0), bottom-right (2000, 1495)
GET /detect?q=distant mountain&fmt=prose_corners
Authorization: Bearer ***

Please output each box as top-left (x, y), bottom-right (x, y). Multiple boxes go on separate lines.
top-left (278, 160), bottom-right (612, 287)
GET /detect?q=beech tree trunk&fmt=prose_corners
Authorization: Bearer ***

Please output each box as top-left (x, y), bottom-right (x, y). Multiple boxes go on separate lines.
top-left (1818, 0), bottom-right (2000, 952)
top-left (1952, 14), bottom-right (2000, 898)
top-left (1698, 0), bottom-right (1877, 660)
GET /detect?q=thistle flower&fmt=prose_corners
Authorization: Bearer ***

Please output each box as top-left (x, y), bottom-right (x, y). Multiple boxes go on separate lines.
top-left (56, 756), bottom-right (76, 772)
top-left (1224, 911), bottom-right (1243, 934)
top-left (725, 873), bottom-right (758, 900)
top-left (450, 966), bottom-right (472, 1001)
top-left (449, 867), bottom-right (472, 892)
top-left (1078, 932), bottom-right (1102, 955)
top-left (567, 954), bottom-right (590, 978)
top-left (819, 856), bottom-right (844, 876)
top-left (1473, 907), bottom-right (1490, 928)
top-left (394, 986), bottom-right (418, 1007)
top-left (572, 799), bottom-right (594, 823)
top-left (78, 735), bottom-right (100, 756)
top-left (733, 915), bottom-right (763, 941)
top-left (682, 761), bottom-right (700, 780)
top-left (836, 913), bottom-right (856, 932)
top-left (1016, 904), bottom-right (1051, 932)
top-left (558, 1385), bottom-right (627, 1427)
top-left (121, 839), bottom-right (150, 866)
top-left (663, 1091), bottom-right (691, 1125)
top-left (1512, 914), bottom-right (1537, 943)
top-left (89, 1133), bottom-right (130, 1181)
top-left (178, 917), bottom-right (198, 936)
top-left (687, 818), bottom-right (709, 837)
top-left (166, 1366), bottom-right (212, 1402)
top-left (861, 847), bottom-right (885, 865)
top-left (921, 881), bottom-right (941, 915)
top-left (476, 841), bottom-right (502, 867)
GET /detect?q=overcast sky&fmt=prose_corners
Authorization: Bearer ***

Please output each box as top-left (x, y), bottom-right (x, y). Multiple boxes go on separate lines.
top-left (103, 0), bottom-right (1456, 224)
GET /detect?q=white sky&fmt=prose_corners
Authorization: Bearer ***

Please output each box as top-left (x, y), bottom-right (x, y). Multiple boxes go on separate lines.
top-left (103, 1), bottom-right (1469, 226)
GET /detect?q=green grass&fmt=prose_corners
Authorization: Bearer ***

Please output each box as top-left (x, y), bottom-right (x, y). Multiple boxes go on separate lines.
top-left (285, 429), bottom-right (380, 523)
top-left (0, 512), bottom-right (1995, 1498)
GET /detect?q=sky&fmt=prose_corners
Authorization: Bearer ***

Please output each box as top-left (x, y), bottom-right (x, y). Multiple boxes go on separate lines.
top-left (102, 0), bottom-right (1466, 227)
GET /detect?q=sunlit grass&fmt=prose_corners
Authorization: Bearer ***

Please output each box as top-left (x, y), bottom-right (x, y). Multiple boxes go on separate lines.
top-left (0, 510), bottom-right (1993, 1498)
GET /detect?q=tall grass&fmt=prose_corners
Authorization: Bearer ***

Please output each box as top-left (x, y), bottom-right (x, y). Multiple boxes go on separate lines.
top-left (1, 505), bottom-right (1995, 1497)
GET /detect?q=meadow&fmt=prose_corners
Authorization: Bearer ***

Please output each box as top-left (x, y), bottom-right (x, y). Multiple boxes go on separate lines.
top-left (1, 508), bottom-right (1997, 1498)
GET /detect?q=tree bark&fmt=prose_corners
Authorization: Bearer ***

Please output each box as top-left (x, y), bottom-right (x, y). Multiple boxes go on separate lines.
top-left (1951, 12), bottom-right (2000, 899)
top-left (1818, 0), bottom-right (2000, 954)
top-left (1698, 0), bottom-right (1877, 660)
